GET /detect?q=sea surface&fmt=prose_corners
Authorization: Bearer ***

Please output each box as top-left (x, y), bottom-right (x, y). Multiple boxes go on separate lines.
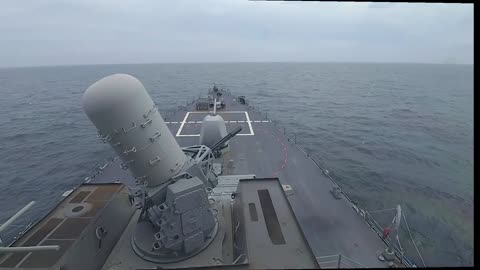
top-left (0, 63), bottom-right (473, 266)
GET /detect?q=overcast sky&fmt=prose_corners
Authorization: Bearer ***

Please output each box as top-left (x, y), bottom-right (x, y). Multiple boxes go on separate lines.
top-left (0, 0), bottom-right (474, 67)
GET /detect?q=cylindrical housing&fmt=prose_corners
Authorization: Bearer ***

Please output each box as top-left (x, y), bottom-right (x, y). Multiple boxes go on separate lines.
top-left (82, 74), bottom-right (186, 187)
top-left (199, 115), bottom-right (228, 148)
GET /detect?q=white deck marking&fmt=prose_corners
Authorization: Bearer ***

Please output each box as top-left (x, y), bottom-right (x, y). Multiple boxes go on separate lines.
top-left (176, 112), bottom-right (190, 137)
top-left (167, 120), bottom-right (268, 124)
top-left (176, 133), bottom-right (254, 137)
top-left (175, 134), bottom-right (202, 137)
top-left (244, 111), bottom-right (254, 135)
top-left (188, 111), bottom-right (247, 114)
top-left (175, 111), bottom-right (259, 137)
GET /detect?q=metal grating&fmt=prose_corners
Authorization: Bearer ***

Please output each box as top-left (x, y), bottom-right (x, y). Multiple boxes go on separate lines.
top-left (84, 185), bottom-right (121, 202)
top-left (23, 218), bottom-right (63, 246)
top-left (0, 252), bottom-right (28, 268)
top-left (0, 218), bottom-right (63, 268)
top-left (69, 191), bottom-right (91, 203)
top-left (48, 218), bottom-right (91, 240)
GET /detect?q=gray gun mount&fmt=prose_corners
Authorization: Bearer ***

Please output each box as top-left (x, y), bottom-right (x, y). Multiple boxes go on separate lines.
top-left (210, 126), bottom-right (242, 154)
top-left (131, 176), bottom-right (218, 263)
top-left (129, 128), bottom-right (243, 262)
top-left (82, 74), bottom-right (242, 263)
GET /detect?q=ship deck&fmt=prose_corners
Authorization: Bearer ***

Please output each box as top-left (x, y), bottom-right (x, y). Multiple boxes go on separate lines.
top-left (166, 94), bottom-right (386, 267)
top-left (85, 90), bottom-right (389, 268)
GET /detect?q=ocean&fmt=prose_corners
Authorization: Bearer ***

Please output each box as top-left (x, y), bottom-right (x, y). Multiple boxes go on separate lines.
top-left (0, 63), bottom-right (473, 266)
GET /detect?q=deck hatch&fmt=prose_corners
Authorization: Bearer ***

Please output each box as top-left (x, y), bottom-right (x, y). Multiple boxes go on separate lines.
top-left (257, 189), bottom-right (286, 245)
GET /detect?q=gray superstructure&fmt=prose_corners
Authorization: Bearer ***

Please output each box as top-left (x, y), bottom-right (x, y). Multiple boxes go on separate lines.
top-left (0, 74), bottom-right (412, 269)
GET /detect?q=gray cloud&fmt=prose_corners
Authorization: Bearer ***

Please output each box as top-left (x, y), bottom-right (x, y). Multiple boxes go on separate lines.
top-left (0, 0), bottom-right (473, 67)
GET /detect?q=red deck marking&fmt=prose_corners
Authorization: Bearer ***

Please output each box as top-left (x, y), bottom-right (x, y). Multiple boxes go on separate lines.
top-left (272, 131), bottom-right (289, 177)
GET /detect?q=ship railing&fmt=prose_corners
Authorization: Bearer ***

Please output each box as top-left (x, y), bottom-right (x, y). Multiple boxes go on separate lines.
top-left (0, 221), bottom-right (34, 248)
top-left (316, 253), bottom-right (367, 268)
top-left (201, 89), bottom-right (422, 268)
top-left (0, 201), bottom-right (35, 247)
top-left (266, 113), bottom-right (357, 203)
top-left (247, 98), bottom-right (421, 268)
top-left (0, 201), bottom-right (60, 252)
top-left (165, 89), bottom-right (419, 268)
top-left (363, 210), bottom-right (417, 268)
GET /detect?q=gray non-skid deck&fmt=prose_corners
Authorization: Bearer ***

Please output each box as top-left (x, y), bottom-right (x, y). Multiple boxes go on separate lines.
top-left (90, 90), bottom-right (389, 268)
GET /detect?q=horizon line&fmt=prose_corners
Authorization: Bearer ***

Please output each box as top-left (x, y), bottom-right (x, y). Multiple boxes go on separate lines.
top-left (0, 60), bottom-right (472, 69)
